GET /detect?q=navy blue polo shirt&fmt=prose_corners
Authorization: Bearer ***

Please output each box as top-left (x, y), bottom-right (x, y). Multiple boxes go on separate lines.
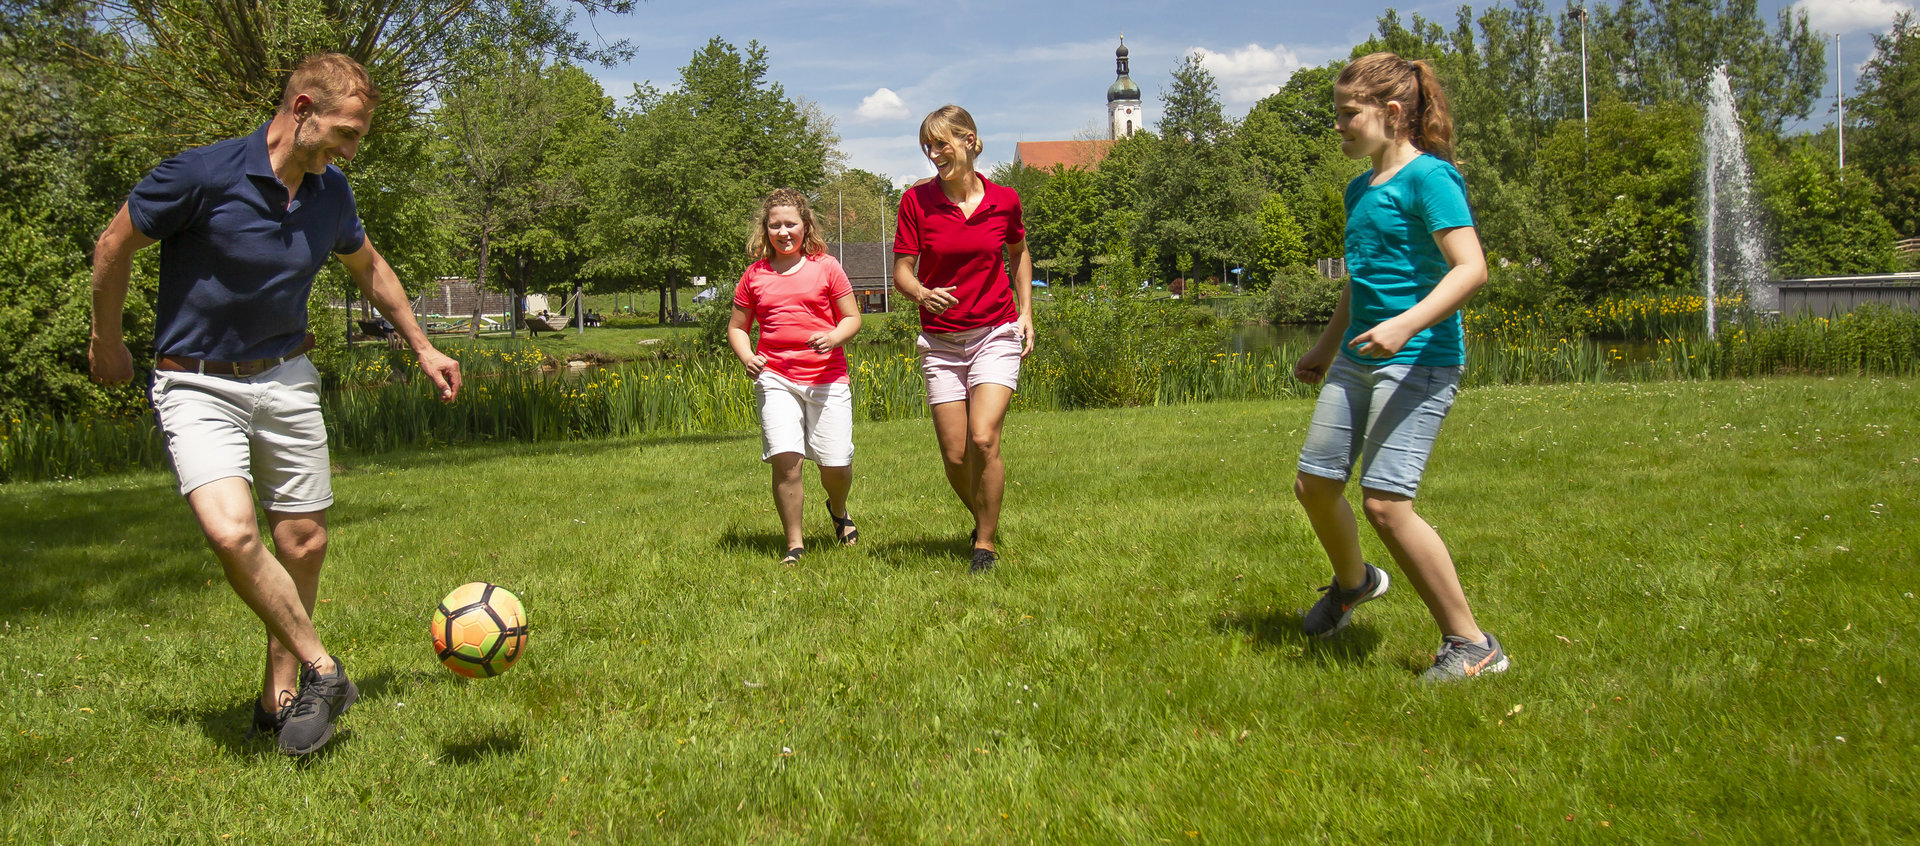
top-left (127, 122), bottom-right (366, 361)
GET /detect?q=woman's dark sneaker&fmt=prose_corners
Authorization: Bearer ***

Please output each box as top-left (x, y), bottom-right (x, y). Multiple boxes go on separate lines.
top-left (279, 656), bottom-right (358, 756)
top-left (1301, 563), bottom-right (1390, 637)
top-left (1420, 632), bottom-right (1511, 683)
top-left (970, 547), bottom-right (997, 574)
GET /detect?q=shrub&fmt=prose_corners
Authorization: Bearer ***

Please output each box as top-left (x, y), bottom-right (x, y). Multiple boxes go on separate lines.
top-left (880, 300), bottom-right (922, 348)
top-left (600, 314), bottom-right (656, 329)
top-left (1261, 265), bottom-right (1341, 325)
top-left (1033, 288), bottom-right (1225, 408)
top-left (690, 282), bottom-right (738, 353)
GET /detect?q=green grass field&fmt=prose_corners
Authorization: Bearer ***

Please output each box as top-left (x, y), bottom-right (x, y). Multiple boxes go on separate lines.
top-left (3, 378), bottom-right (1916, 842)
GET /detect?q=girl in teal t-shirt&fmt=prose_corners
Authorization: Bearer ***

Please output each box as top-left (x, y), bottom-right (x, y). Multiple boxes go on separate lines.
top-left (1289, 52), bottom-right (1509, 682)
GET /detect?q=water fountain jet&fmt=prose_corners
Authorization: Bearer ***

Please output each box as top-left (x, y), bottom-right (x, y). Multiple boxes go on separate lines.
top-left (1702, 67), bottom-right (1773, 338)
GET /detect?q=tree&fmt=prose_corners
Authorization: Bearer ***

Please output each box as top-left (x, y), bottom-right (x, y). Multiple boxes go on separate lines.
top-left (988, 160), bottom-right (1051, 205)
top-left (88, 0), bottom-right (633, 147)
top-left (0, 0), bottom-right (155, 419)
top-left (1249, 194), bottom-right (1309, 288)
top-left (1535, 97), bottom-right (1702, 296)
top-left (1024, 165), bottom-right (1102, 286)
top-left (818, 167), bottom-right (900, 247)
top-left (435, 56), bottom-right (612, 336)
top-left (1237, 62), bottom-right (1361, 262)
top-left (1756, 132), bottom-right (1899, 276)
top-left (1135, 54), bottom-right (1261, 281)
top-left (1851, 11), bottom-right (1920, 237)
top-left (587, 38), bottom-right (835, 322)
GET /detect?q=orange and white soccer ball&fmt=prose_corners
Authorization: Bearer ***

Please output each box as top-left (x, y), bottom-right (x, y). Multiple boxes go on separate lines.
top-left (430, 582), bottom-right (529, 679)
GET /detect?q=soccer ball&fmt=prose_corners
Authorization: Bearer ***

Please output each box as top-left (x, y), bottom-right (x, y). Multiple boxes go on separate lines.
top-left (430, 582), bottom-right (529, 679)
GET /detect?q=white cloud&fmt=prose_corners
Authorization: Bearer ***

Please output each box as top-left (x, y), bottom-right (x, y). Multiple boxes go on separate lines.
top-left (855, 88), bottom-right (910, 122)
top-left (1793, 0), bottom-right (1915, 35)
top-left (1190, 43), bottom-right (1308, 108)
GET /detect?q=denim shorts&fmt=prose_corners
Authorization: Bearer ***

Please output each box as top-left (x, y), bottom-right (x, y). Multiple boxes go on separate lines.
top-left (1296, 355), bottom-right (1463, 498)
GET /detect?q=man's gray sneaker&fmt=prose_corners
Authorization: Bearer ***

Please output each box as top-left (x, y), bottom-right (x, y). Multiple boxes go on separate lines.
top-left (1420, 632), bottom-right (1511, 682)
top-left (1301, 563), bottom-right (1390, 637)
top-left (279, 656), bottom-right (358, 756)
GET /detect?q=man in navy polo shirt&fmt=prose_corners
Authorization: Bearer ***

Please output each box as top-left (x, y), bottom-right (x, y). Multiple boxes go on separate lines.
top-left (89, 52), bottom-right (461, 756)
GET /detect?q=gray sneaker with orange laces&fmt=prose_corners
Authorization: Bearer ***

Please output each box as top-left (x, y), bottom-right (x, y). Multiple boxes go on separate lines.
top-left (1301, 563), bottom-right (1390, 638)
top-left (1420, 632), bottom-right (1511, 682)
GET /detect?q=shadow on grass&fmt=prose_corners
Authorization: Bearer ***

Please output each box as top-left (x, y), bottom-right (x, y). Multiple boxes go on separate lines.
top-left (0, 481), bottom-right (214, 615)
top-left (862, 536), bottom-right (973, 570)
top-left (333, 429), bottom-right (754, 475)
top-left (155, 667), bottom-right (453, 762)
top-left (163, 694), bottom-right (355, 763)
top-left (441, 727), bottom-right (522, 764)
top-left (1214, 606), bottom-right (1385, 667)
top-left (715, 524), bottom-right (868, 560)
top-left (357, 666), bottom-right (455, 703)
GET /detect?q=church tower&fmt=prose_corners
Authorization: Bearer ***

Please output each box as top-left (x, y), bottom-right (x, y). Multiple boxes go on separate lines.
top-left (1107, 36), bottom-right (1142, 140)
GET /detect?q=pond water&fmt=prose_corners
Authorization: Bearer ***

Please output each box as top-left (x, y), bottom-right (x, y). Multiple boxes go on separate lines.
top-left (1227, 323), bottom-right (1323, 353)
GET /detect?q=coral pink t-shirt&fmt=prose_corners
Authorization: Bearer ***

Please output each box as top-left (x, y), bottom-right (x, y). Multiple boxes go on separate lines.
top-left (892, 174), bottom-right (1025, 334)
top-left (733, 254), bottom-right (855, 384)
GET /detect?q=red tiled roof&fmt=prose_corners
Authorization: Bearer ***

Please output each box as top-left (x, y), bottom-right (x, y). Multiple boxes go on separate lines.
top-left (1014, 140), bottom-right (1114, 171)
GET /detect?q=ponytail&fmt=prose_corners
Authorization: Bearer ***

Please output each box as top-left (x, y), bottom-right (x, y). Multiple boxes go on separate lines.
top-left (1407, 60), bottom-right (1455, 163)
top-left (1336, 52), bottom-right (1457, 163)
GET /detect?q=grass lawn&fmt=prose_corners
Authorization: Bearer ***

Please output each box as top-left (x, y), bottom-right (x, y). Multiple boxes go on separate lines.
top-left (2, 377), bottom-right (1916, 842)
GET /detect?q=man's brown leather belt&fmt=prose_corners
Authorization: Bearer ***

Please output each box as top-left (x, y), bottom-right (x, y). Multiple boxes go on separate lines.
top-left (155, 333), bottom-right (317, 377)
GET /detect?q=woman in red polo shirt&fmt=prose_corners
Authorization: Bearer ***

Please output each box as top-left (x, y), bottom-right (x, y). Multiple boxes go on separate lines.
top-left (892, 105), bottom-right (1035, 574)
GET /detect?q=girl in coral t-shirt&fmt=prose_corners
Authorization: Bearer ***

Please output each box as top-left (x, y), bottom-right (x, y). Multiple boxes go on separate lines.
top-left (729, 188), bottom-right (863, 564)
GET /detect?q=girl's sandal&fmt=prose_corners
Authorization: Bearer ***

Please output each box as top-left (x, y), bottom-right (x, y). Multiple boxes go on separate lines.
top-left (780, 547), bottom-right (805, 565)
top-left (828, 506), bottom-right (859, 546)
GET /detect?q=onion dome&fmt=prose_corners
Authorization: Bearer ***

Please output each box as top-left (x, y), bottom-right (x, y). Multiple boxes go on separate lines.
top-left (1108, 37), bottom-right (1140, 103)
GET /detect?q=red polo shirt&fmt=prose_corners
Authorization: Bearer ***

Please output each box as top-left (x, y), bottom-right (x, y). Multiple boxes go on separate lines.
top-left (893, 174), bottom-right (1025, 334)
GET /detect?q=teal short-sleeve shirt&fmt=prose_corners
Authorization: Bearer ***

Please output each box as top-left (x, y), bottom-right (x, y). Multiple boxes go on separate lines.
top-left (1341, 153), bottom-right (1475, 366)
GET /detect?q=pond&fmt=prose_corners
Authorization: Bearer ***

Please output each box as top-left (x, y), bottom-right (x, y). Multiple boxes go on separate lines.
top-left (1226, 323), bottom-right (1325, 354)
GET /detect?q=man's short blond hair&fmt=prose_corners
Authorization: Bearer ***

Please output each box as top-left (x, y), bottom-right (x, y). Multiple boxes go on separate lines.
top-left (279, 52), bottom-right (380, 115)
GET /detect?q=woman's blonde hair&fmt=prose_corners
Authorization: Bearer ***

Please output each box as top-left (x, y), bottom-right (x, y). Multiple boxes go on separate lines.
top-left (1336, 51), bottom-right (1455, 163)
top-left (746, 188), bottom-right (828, 261)
top-left (919, 105), bottom-right (982, 158)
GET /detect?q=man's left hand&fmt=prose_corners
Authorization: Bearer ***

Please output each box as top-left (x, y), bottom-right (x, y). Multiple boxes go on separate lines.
top-left (417, 348), bottom-right (462, 402)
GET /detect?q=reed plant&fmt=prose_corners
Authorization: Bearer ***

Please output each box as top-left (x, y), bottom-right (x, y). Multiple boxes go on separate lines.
top-left (0, 411), bottom-right (166, 484)
top-left (8, 304), bottom-right (1920, 485)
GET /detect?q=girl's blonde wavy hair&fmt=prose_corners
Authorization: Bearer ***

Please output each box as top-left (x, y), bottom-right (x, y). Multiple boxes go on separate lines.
top-left (746, 188), bottom-right (828, 261)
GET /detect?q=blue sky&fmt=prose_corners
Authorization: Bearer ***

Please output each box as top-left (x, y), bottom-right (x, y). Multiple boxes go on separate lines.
top-left (570, 0), bottom-right (1913, 187)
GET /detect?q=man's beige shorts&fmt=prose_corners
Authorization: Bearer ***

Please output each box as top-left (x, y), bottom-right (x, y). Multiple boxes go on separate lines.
top-left (150, 356), bottom-right (333, 512)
